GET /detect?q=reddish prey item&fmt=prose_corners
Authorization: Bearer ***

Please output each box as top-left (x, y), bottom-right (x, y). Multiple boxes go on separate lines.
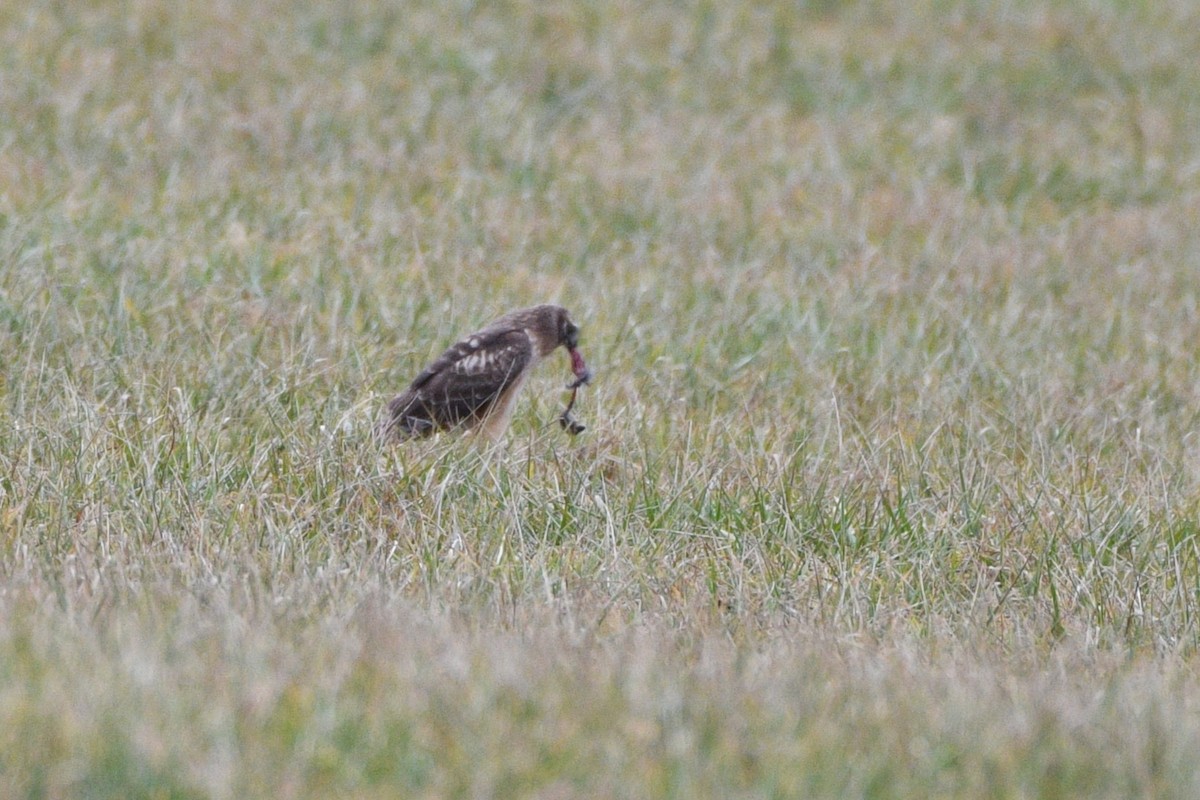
top-left (560, 348), bottom-right (592, 434)
top-left (569, 348), bottom-right (592, 386)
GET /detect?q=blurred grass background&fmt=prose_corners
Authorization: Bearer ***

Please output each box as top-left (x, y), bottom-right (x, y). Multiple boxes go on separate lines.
top-left (3, 0), bottom-right (1200, 796)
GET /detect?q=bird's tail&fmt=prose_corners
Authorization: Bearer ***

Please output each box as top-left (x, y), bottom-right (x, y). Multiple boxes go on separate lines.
top-left (377, 392), bottom-right (436, 440)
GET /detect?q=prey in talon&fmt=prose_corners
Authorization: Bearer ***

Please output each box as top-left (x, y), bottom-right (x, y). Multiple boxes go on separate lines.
top-left (380, 304), bottom-right (592, 441)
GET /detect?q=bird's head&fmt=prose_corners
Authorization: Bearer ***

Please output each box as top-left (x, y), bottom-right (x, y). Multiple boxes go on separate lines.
top-left (561, 315), bottom-right (580, 350)
top-left (555, 309), bottom-right (591, 387)
top-left (526, 304), bottom-right (592, 386)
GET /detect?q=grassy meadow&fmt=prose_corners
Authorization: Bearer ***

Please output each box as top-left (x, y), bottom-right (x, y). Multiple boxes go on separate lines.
top-left (3, 0), bottom-right (1200, 795)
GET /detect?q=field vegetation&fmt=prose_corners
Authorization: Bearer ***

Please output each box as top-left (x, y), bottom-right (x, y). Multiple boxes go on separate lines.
top-left (3, 0), bottom-right (1200, 796)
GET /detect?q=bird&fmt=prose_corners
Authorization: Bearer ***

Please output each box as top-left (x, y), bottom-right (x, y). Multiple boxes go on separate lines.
top-left (380, 304), bottom-right (592, 441)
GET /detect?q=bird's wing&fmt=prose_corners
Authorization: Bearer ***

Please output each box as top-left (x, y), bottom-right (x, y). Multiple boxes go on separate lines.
top-left (387, 327), bottom-right (533, 435)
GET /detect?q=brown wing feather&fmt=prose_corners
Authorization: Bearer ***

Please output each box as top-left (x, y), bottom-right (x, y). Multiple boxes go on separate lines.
top-left (384, 328), bottom-right (533, 437)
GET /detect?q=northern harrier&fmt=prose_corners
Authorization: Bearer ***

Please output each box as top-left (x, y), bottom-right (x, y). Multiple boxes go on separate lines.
top-left (380, 304), bottom-right (592, 440)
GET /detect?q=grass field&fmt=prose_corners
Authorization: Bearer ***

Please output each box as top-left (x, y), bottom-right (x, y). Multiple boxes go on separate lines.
top-left (3, 0), bottom-right (1200, 796)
